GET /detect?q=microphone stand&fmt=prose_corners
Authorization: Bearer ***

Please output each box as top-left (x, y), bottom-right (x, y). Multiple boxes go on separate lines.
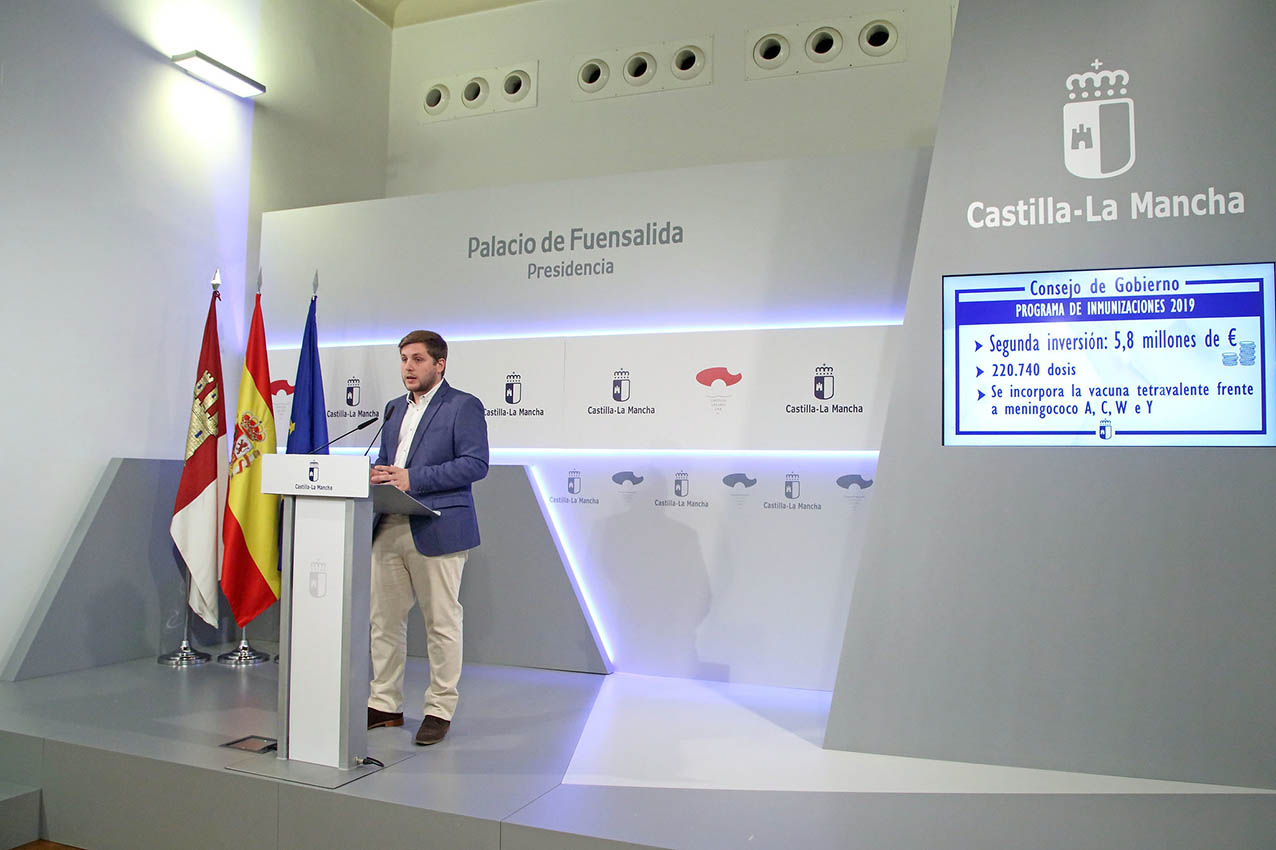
top-left (309, 414), bottom-right (379, 454)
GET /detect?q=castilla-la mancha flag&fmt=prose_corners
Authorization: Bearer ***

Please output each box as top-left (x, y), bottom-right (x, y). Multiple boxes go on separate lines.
top-left (170, 288), bottom-right (228, 627)
top-left (221, 292), bottom-right (280, 626)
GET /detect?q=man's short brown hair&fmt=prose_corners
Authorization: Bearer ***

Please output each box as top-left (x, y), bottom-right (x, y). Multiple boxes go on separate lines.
top-left (398, 330), bottom-right (447, 365)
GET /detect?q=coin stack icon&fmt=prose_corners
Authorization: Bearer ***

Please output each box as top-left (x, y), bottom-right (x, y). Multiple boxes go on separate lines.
top-left (1239, 340), bottom-right (1256, 367)
top-left (1223, 352), bottom-right (1239, 366)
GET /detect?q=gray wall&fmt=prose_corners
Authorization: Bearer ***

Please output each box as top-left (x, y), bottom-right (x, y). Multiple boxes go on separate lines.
top-left (0, 0), bottom-right (390, 676)
top-left (3, 460), bottom-right (238, 681)
top-left (825, 0), bottom-right (1276, 789)
top-left (386, 0), bottom-right (955, 194)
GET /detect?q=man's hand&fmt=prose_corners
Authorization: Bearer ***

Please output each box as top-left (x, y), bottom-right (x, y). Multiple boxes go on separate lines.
top-left (371, 464), bottom-right (411, 491)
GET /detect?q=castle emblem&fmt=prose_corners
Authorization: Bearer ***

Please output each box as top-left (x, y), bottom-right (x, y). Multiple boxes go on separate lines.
top-left (784, 472), bottom-right (800, 500)
top-left (184, 370), bottom-right (220, 460)
top-left (309, 561), bottom-right (327, 599)
top-left (346, 376), bottom-right (360, 407)
top-left (813, 365), bottom-right (834, 400)
top-left (1063, 59), bottom-right (1134, 179)
top-left (612, 369), bottom-right (631, 403)
top-left (674, 472), bottom-right (689, 497)
top-left (505, 372), bottom-right (522, 405)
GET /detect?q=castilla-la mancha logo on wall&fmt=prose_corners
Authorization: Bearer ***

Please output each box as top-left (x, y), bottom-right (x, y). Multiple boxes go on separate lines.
top-left (1063, 60), bottom-right (1134, 179)
top-left (505, 372), bottom-right (522, 405)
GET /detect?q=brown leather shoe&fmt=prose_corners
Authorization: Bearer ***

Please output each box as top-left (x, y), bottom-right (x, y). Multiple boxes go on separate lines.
top-left (415, 715), bottom-right (450, 745)
top-left (368, 707), bottom-right (404, 729)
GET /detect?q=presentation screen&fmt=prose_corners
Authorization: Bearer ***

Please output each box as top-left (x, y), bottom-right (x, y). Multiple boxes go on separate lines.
top-left (943, 262), bottom-right (1276, 446)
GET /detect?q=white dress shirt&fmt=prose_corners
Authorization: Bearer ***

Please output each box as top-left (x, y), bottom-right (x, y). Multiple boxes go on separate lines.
top-left (393, 380), bottom-right (442, 469)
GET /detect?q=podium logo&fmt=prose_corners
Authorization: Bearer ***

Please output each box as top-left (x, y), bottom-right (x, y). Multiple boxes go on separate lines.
top-left (674, 471), bottom-right (689, 497)
top-left (567, 469), bottom-right (582, 495)
top-left (1063, 60), bottom-right (1134, 179)
top-left (784, 473), bottom-right (800, 500)
top-left (308, 461), bottom-right (320, 482)
top-left (612, 369), bottom-right (631, 402)
top-left (346, 377), bottom-right (361, 407)
top-left (813, 365), bottom-right (834, 400)
top-left (505, 372), bottom-right (522, 405)
top-left (308, 560), bottom-right (327, 599)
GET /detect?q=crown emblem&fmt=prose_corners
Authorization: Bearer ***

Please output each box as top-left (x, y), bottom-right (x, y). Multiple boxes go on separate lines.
top-left (1065, 60), bottom-right (1129, 100)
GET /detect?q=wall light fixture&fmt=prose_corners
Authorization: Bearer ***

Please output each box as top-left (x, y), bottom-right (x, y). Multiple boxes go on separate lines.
top-left (171, 50), bottom-right (265, 98)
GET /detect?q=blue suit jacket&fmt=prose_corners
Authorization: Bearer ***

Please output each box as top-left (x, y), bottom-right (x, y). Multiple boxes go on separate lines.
top-left (375, 380), bottom-right (489, 556)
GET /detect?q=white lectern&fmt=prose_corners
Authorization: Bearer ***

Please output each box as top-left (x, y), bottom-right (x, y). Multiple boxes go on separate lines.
top-left (261, 454), bottom-right (372, 774)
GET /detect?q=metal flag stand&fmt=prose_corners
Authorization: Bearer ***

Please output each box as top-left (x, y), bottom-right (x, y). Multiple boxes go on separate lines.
top-left (217, 623), bottom-right (272, 666)
top-left (158, 568), bottom-right (211, 667)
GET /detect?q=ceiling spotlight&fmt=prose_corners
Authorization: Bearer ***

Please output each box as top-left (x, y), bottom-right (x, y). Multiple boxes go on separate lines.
top-left (171, 50), bottom-right (265, 98)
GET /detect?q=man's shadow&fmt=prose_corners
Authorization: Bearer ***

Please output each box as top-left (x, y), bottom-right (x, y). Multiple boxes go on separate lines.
top-left (583, 469), bottom-right (727, 681)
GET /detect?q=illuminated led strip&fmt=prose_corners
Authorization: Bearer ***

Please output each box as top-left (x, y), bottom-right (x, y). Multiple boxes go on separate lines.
top-left (328, 447), bottom-right (879, 459)
top-left (526, 465), bottom-right (615, 669)
top-left (493, 447), bottom-right (878, 460)
top-left (267, 317), bottom-right (903, 351)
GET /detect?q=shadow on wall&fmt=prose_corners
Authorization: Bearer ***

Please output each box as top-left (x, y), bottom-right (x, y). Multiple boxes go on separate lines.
top-left (584, 469), bottom-right (726, 681)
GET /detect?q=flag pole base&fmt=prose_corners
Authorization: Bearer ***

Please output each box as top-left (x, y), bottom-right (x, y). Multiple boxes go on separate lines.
top-left (157, 640), bottom-right (210, 667)
top-left (217, 639), bottom-right (271, 666)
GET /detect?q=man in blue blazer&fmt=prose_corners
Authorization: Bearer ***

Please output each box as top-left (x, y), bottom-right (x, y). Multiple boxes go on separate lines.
top-left (367, 330), bottom-right (489, 745)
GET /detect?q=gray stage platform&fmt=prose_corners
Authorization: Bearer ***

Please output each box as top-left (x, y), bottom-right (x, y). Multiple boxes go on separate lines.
top-left (1, 655), bottom-right (1274, 850)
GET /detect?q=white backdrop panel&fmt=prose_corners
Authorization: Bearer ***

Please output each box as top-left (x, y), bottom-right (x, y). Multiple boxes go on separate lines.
top-left (532, 453), bottom-right (878, 689)
top-left (561, 327), bottom-right (894, 450)
top-left (268, 345), bottom-right (390, 452)
top-left (269, 326), bottom-right (893, 451)
top-left (443, 337), bottom-right (568, 447)
top-left (259, 150), bottom-right (928, 345)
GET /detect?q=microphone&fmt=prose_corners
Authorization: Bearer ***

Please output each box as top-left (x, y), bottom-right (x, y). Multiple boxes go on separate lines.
top-left (363, 414), bottom-right (388, 457)
top-left (307, 414), bottom-right (378, 454)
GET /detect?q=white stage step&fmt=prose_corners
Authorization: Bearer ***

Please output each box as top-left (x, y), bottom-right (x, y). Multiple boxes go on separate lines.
top-left (0, 780), bottom-right (40, 850)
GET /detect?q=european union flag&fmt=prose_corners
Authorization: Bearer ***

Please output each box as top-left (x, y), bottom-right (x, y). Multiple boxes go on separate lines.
top-left (287, 296), bottom-right (329, 454)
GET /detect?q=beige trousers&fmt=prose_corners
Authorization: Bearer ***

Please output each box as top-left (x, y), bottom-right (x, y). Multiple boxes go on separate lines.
top-left (368, 515), bottom-right (468, 720)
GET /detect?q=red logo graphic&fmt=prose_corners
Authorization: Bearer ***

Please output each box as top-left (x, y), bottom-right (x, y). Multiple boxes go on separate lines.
top-left (270, 379), bottom-right (295, 396)
top-left (695, 367), bottom-right (742, 387)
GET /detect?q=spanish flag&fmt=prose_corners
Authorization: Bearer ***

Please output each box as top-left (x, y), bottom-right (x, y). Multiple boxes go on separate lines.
top-left (221, 292), bottom-right (279, 626)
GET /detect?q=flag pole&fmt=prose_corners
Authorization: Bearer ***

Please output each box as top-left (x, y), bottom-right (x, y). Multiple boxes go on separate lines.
top-left (157, 567), bottom-right (211, 666)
